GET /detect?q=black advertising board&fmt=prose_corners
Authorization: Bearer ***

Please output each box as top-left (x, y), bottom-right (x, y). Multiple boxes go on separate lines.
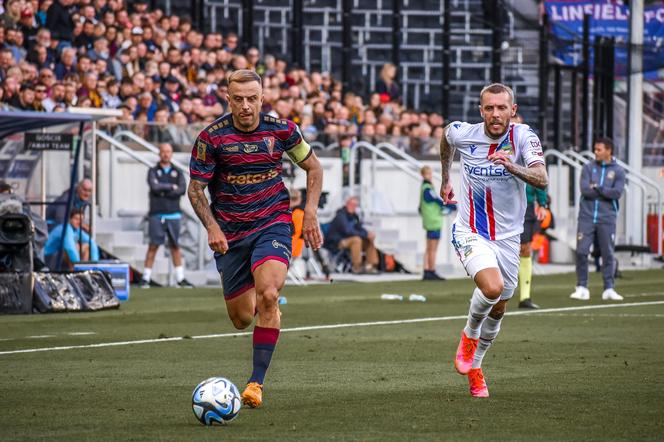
top-left (24, 132), bottom-right (73, 151)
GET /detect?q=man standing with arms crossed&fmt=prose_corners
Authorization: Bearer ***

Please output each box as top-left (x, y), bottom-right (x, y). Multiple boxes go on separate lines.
top-left (440, 83), bottom-right (548, 397)
top-left (188, 69), bottom-right (323, 408)
top-left (570, 137), bottom-right (625, 301)
top-left (141, 142), bottom-right (192, 288)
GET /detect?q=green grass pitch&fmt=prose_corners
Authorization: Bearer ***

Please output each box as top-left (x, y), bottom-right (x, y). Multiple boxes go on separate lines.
top-left (1, 270), bottom-right (663, 441)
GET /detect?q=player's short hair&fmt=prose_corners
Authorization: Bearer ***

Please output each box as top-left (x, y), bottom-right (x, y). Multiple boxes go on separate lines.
top-left (594, 136), bottom-right (614, 153)
top-left (228, 69), bottom-right (262, 87)
top-left (480, 83), bottom-right (515, 104)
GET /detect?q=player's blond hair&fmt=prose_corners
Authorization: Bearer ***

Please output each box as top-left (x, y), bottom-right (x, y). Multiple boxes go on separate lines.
top-left (480, 83), bottom-right (515, 104)
top-left (227, 69), bottom-right (262, 86)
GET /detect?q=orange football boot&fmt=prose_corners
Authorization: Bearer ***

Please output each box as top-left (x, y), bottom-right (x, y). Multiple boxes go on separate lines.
top-left (468, 368), bottom-right (489, 398)
top-left (241, 382), bottom-right (263, 408)
top-left (454, 331), bottom-right (479, 375)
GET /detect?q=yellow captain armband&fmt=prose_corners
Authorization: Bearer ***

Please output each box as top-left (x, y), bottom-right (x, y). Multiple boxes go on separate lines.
top-left (286, 139), bottom-right (312, 164)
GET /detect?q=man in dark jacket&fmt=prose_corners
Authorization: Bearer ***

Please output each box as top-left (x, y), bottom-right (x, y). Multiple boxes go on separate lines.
top-left (324, 196), bottom-right (379, 274)
top-left (46, 0), bottom-right (74, 43)
top-left (141, 143), bottom-right (192, 288)
top-left (570, 137), bottom-right (626, 302)
top-left (45, 178), bottom-right (91, 230)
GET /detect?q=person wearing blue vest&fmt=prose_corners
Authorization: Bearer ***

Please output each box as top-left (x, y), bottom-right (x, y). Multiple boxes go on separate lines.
top-left (141, 142), bottom-right (192, 288)
top-left (44, 209), bottom-right (99, 269)
top-left (419, 165), bottom-right (454, 280)
top-left (570, 137), bottom-right (625, 301)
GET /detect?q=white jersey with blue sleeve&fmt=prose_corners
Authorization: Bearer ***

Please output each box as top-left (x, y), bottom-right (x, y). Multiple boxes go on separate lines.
top-left (446, 122), bottom-right (544, 240)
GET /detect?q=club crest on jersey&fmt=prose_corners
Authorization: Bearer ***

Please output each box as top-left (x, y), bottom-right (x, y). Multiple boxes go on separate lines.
top-left (264, 136), bottom-right (275, 155)
top-left (497, 138), bottom-right (513, 155)
top-left (607, 170), bottom-right (615, 180)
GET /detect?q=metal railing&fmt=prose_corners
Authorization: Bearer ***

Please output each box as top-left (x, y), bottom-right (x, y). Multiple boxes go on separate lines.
top-left (97, 130), bottom-right (209, 273)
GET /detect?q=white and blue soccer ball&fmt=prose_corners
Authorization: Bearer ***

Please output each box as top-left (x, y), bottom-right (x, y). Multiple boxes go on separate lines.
top-left (192, 377), bottom-right (241, 425)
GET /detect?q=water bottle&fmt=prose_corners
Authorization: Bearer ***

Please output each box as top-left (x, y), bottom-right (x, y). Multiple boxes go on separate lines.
top-left (380, 294), bottom-right (403, 301)
top-left (408, 294), bottom-right (427, 302)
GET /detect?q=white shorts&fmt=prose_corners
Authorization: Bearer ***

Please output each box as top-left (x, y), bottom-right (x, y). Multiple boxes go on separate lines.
top-left (451, 226), bottom-right (520, 300)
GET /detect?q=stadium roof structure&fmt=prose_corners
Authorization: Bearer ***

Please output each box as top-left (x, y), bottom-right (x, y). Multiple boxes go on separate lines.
top-left (0, 110), bottom-right (97, 139)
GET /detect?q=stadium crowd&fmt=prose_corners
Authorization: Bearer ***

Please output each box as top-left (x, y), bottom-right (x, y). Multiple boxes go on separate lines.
top-left (0, 0), bottom-right (445, 154)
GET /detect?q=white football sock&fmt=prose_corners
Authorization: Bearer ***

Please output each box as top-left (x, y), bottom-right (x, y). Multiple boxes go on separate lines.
top-left (175, 266), bottom-right (185, 282)
top-left (142, 268), bottom-right (152, 282)
top-left (471, 315), bottom-right (502, 369)
top-left (463, 288), bottom-right (500, 339)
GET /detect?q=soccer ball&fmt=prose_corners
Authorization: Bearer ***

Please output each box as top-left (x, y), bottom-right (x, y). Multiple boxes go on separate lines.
top-left (191, 377), bottom-right (241, 425)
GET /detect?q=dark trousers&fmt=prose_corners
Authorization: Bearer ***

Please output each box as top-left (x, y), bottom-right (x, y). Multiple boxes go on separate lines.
top-left (575, 221), bottom-right (616, 289)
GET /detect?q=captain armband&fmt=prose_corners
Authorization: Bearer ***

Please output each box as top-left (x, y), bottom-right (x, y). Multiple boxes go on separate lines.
top-left (286, 139), bottom-right (312, 164)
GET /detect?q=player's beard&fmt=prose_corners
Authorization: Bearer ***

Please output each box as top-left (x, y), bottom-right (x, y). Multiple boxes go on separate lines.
top-left (484, 119), bottom-right (508, 139)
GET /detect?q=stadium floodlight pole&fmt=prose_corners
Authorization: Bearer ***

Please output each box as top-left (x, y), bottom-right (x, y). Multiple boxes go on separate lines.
top-left (553, 64), bottom-right (562, 150)
top-left (292, 0), bottom-right (303, 67)
top-left (581, 14), bottom-right (590, 151)
top-left (55, 121), bottom-right (85, 271)
top-left (442, 0), bottom-right (450, 120)
top-left (626, 0), bottom-right (644, 247)
top-left (606, 37), bottom-right (614, 140)
top-left (538, 13), bottom-right (549, 144)
top-left (392, 0), bottom-right (401, 70)
top-left (491, 0), bottom-right (503, 83)
top-left (242, 0), bottom-right (254, 52)
top-left (592, 36), bottom-right (602, 141)
top-left (341, 0), bottom-right (352, 95)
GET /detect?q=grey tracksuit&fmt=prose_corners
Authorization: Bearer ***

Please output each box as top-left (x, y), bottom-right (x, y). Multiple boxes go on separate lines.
top-left (576, 158), bottom-right (626, 289)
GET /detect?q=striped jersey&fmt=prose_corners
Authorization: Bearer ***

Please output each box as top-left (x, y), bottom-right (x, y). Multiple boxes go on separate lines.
top-left (446, 122), bottom-right (545, 240)
top-left (189, 113), bottom-right (311, 243)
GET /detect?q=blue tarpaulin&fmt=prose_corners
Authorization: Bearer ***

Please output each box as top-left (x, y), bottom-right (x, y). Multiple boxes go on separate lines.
top-left (545, 0), bottom-right (664, 79)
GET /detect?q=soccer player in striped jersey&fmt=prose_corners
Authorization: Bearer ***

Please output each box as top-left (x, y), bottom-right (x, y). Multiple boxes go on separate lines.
top-left (439, 83), bottom-right (548, 397)
top-left (188, 69), bottom-right (323, 408)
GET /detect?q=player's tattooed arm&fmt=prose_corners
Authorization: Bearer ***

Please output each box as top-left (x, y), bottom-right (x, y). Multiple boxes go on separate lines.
top-left (439, 126), bottom-right (457, 204)
top-left (439, 127), bottom-right (455, 184)
top-left (489, 153), bottom-right (549, 189)
top-left (188, 180), bottom-right (228, 254)
top-left (296, 153), bottom-right (324, 251)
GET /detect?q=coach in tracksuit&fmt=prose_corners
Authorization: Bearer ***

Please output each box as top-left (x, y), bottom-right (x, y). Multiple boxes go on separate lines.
top-left (141, 143), bottom-right (192, 287)
top-left (570, 138), bottom-right (625, 301)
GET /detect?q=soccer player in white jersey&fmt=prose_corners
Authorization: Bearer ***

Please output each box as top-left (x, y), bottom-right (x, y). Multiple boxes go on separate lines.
top-left (439, 83), bottom-right (548, 397)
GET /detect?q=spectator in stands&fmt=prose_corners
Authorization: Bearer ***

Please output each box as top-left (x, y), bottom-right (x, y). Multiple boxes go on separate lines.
top-left (42, 81), bottom-right (65, 111)
top-left (54, 46), bottom-right (76, 80)
top-left (44, 209), bottom-right (99, 269)
top-left (375, 62), bottom-right (400, 103)
top-left (324, 196), bottom-right (380, 274)
top-left (46, 0), bottom-right (74, 43)
top-left (46, 178), bottom-right (92, 230)
top-left (140, 142), bottom-right (193, 288)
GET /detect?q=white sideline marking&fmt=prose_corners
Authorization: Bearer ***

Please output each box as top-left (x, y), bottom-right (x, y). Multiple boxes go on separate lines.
top-left (67, 332), bottom-right (96, 336)
top-left (27, 335), bottom-right (56, 339)
top-left (1, 300), bottom-right (664, 357)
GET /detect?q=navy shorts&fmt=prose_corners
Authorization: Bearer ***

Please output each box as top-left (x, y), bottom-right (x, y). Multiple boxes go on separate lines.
top-left (149, 216), bottom-right (180, 246)
top-left (215, 222), bottom-right (292, 300)
top-left (426, 230), bottom-right (441, 240)
top-left (520, 203), bottom-right (538, 244)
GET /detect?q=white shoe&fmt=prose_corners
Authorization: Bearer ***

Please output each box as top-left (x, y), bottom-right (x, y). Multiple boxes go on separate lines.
top-left (602, 288), bottom-right (623, 301)
top-left (570, 286), bottom-right (590, 301)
